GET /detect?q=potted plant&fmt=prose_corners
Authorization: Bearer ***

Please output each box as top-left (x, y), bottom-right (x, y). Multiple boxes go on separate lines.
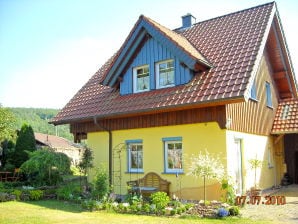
top-left (248, 156), bottom-right (262, 196)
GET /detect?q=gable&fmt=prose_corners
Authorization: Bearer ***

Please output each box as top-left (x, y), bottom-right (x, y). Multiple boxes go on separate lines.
top-left (120, 37), bottom-right (193, 95)
top-left (101, 15), bottom-right (211, 88)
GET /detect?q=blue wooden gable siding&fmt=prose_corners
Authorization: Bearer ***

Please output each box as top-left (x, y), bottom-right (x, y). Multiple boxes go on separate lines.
top-left (120, 37), bottom-right (193, 95)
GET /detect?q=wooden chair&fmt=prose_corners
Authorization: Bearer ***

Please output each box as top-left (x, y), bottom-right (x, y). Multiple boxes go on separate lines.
top-left (7, 168), bottom-right (20, 182)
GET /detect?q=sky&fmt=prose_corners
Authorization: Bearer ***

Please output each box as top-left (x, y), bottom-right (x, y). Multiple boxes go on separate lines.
top-left (0, 0), bottom-right (297, 109)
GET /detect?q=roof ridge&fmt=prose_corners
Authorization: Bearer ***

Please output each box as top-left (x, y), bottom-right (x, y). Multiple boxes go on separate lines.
top-left (142, 15), bottom-right (212, 67)
top-left (190, 1), bottom-right (275, 28)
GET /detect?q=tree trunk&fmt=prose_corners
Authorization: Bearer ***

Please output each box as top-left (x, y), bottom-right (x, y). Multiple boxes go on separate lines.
top-left (204, 175), bottom-right (206, 205)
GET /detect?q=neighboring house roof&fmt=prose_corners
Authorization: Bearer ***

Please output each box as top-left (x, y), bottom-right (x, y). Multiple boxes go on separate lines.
top-left (35, 133), bottom-right (82, 150)
top-left (51, 2), bottom-right (297, 125)
top-left (272, 98), bottom-right (298, 134)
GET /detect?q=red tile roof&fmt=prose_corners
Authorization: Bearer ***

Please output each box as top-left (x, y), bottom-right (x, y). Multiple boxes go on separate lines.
top-left (271, 99), bottom-right (298, 134)
top-left (35, 132), bottom-right (82, 150)
top-left (52, 2), bottom-right (278, 124)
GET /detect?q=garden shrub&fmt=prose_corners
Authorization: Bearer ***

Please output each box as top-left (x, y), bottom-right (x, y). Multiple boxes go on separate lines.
top-left (29, 190), bottom-right (44, 200)
top-left (228, 206), bottom-right (240, 216)
top-left (11, 189), bottom-right (22, 201)
top-left (150, 191), bottom-right (170, 210)
top-left (92, 165), bottom-right (109, 200)
top-left (56, 183), bottom-right (82, 200)
top-left (221, 178), bottom-right (236, 205)
top-left (21, 148), bottom-right (71, 186)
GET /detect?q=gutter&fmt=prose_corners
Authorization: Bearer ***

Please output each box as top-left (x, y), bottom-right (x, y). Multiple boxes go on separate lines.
top-left (93, 116), bottom-right (113, 186)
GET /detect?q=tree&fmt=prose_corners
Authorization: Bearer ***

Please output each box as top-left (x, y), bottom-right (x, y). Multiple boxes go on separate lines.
top-left (78, 146), bottom-right (94, 186)
top-left (13, 123), bottom-right (37, 168)
top-left (20, 147), bottom-right (71, 186)
top-left (187, 150), bottom-right (224, 205)
top-left (0, 105), bottom-right (16, 142)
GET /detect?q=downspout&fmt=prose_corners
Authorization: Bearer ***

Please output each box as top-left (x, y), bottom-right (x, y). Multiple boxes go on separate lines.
top-left (93, 116), bottom-right (113, 186)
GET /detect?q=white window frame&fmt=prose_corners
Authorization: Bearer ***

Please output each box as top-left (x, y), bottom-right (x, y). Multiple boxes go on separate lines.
top-left (156, 59), bottom-right (175, 89)
top-left (163, 137), bottom-right (183, 173)
top-left (126, 140), bottom-right (143, 173)
top-left (133, 65), bottom-right (150, 93)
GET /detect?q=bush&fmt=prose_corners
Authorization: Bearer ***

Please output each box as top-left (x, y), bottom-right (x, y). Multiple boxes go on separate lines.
top-left (20, 148), bottom-right (71, 186)
top-left (56, 183), bottom-right (82, 200)
top-left (29, 190), bottom-right (44, 200)
top-left (217, 207), bottom-right (229, 217)
top-left (150, 192), bottom-right (170, 210)
top-left (228, 206), bottom-right (240, 216)
top-left (92, 165), bottom-right (109, 200)
top-left (11, 189), bottom-right (22, 200)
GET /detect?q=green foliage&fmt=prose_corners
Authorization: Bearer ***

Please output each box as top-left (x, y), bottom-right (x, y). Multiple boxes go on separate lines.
top-left (92, 165), bottom-right (109, 200)
top-left (11, 189), bottom-right (22, 200)
top-left (0, 139), bottom-right (16, 170)
top-left (0, 106), bottom-right (16, 142)
top-left (150, 191), bottom-right (170, 210)
top-left (9, 107), bottom-right (72, 141)
top-left (29, 190), bottom-right (44, 200)
top-left (13, 123), bottom-right (36, 168)
top-left (228, 206), bottom-right (240, 216)
top-left (56, 183), bottom-right (82, 200)
top-left (15, 123), bottom-right (36, 152)
top-left (78, 146), bottom-right (93, 176)
top-left (21, 148), bottom-right (71, 186)
top-left (221, 178), bottom-right (236, 205)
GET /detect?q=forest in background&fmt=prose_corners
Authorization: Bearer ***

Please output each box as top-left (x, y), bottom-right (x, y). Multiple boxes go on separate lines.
top-left (9, 108), bottom-right (73, 141)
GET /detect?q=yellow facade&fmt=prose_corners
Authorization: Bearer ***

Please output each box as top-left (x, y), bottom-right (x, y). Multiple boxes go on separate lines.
top-left (87, 122), bottom-right (226, 201)
top-left (87, 121), bottom-right (279, 200)
top-left (226, 131), bottom-right (277, 194)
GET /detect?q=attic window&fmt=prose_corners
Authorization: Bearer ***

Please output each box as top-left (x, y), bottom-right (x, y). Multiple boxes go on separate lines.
top-left (133, 65), bottom-right (150, 93)
top-left (156, 59), bottom-right (175, 89)
top-left (281, 105), bottom-right (291, 120)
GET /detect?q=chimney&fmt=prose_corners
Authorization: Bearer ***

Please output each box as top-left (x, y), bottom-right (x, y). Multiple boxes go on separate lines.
top-left (182, 13), bottom-right (196, 29)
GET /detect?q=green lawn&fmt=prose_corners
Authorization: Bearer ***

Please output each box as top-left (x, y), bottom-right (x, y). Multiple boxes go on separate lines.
top-left (0, 200), bottom-right (274, 224)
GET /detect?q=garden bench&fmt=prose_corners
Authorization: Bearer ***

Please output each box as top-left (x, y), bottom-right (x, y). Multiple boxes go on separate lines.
top-left (127, 172), bottom-right (171, 197)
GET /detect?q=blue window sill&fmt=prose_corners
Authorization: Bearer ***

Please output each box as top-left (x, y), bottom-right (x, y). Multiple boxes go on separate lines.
top-left (162, 171), bottom-right (184, 175)
top-left (125, 171), bottom-right (144, 174)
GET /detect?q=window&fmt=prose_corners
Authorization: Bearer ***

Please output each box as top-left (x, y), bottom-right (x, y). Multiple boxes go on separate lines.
top-left (250, 80), bottom-right (257, 100)
top-left (156, 60), bottom-right (174, 89)
top-left (265, 82), bottom-right (273, 108)
top-left (133, 65), bottom-right (150, 93)
top-left (163, 137), bottom-right (183, 173)
top-left (126, 140), bottom-right (143, 173)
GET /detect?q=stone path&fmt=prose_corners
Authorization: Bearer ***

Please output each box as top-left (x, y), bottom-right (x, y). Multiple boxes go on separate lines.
top-left (240, 185), bottom-right (298, 223)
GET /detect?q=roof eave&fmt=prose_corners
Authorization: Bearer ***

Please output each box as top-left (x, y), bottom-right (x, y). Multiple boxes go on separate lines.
top-left (50, 96), bottom-right (244, 126)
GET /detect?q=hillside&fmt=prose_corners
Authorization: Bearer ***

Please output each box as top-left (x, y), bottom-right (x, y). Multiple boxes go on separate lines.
top-left (9, 108), bottom-right (73, 141)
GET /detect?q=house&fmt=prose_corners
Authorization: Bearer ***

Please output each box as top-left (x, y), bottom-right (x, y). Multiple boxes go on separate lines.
top-left (35, 132), bottom-right (84, 165)
top-left (51, 2), bottom-right (298, 200)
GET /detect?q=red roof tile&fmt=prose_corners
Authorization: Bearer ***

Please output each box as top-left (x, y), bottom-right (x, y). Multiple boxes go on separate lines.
top-left (272, 99), bottom-right (298, 134)
top-left (52, 2), bottom-right (277, 124)
top-left (35, 133), bottom-right (82, 150)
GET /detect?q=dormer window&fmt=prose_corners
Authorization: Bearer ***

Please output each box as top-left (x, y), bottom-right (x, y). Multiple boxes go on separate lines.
top-left (133, 65), bottom-right (150, 93)
top-left (156, 60), bottom-right (174, 89)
